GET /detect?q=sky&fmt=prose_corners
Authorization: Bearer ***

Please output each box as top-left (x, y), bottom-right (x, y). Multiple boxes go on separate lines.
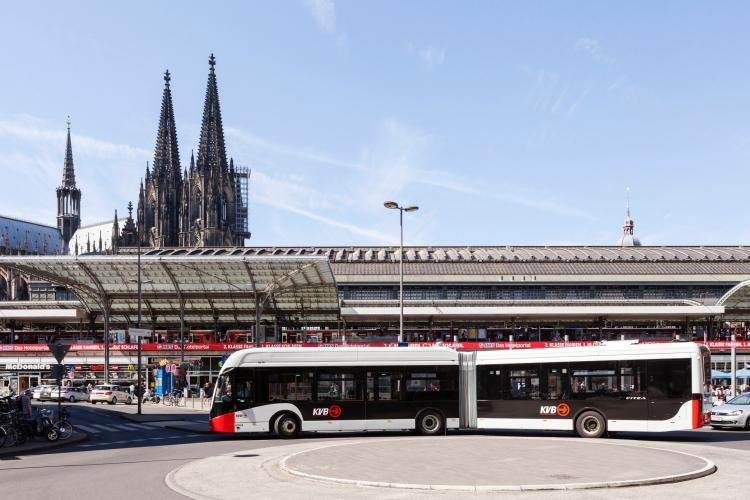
top-left (1, 1), bottom-right (750, 246)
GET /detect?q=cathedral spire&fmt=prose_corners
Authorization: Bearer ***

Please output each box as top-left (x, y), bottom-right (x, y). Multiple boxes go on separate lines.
top-left (152, 70), bottom-right (181, 179)
top-left (196, 53), bottom-right (228, 174)
top-left (62, 117), bottom-right (76, 187)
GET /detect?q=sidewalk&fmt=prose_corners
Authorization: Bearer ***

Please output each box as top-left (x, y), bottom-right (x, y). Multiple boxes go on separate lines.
top-left (0, 431), bottom-right (87, 458)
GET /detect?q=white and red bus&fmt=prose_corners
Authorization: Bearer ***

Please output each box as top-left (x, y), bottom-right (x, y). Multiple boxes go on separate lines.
top-left (209, 341), bottom-right (711, 438)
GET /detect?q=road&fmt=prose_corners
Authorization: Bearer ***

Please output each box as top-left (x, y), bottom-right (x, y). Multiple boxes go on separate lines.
top-left (2, 403), bottom-right (750, 500)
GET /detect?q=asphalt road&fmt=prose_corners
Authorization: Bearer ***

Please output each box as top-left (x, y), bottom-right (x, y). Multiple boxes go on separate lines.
top-left (2, 404), bottom-right (750, 500)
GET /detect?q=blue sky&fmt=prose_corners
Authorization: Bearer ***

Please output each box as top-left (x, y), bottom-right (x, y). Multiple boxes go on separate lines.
top-left (1, 1), bottom-right (750, 246)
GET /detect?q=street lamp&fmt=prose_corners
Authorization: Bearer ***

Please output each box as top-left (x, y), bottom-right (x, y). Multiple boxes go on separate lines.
top-left (129, 234), bottom-right (153, 415)
top-left (384, 201), bottom-right (419, 343)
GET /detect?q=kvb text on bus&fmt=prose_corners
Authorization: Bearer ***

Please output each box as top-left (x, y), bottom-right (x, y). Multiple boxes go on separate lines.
top-left (209, 341), bottom-right (711, 438)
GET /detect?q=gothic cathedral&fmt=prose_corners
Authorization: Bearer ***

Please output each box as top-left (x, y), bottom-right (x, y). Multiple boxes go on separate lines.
top-left (136, 54), bottom-right (248, 248)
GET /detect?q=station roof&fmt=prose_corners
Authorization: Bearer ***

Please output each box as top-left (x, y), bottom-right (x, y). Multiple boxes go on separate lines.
top-left (0, 255), bottom-right (340, 325)
top-left (717, 280), bottom-right (750, 320)
top-left (136, 246), bottom-right (750, 282)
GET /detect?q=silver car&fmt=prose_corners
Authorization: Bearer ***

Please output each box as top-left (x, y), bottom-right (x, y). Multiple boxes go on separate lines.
top-left (711, 394), bottom-right (750, 429)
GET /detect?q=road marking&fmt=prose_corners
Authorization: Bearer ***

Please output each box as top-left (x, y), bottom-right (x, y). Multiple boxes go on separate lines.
top-left (112, 424), bottom-right (138, 431)
top-left (75, 424), bottom-right (101, 433)
top-left (78, 444), bottom-right (97, 447)
top-left (91, 424), bottom-right (115, 432)
top-left (125, 423), bottom-right (153, 430)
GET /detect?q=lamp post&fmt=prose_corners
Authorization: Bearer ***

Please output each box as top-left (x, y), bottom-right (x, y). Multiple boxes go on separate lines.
top-left (384, 201), bottom-right (419, 343)
top-left (129, 234), bottom-right (153, 415)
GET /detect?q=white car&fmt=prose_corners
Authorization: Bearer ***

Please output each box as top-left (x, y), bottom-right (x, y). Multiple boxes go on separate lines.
top-left (35, 385), bottom-right (55, 401)
top-left (50, 386), bottom-right (89, 402)
top-left (89, 384), bottom-right (133, 405)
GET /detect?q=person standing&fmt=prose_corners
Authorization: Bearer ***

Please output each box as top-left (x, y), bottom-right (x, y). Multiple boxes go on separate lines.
top-left (20, 389), bottom-right (33, 417)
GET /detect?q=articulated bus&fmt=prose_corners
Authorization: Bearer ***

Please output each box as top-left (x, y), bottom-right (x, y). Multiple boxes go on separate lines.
top-left (209, 341), bottom-right (711, 438)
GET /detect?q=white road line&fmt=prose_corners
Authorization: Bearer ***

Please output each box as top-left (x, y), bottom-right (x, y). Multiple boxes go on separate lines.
top-left (149, 437), bottom-right (167, 440)
top-left (75, 424), bottom-right (100, 433)
top-left (125, 423), bottom-right (153, 430)
top-left (78, 444), bottom-right (96, 447)
top-left (112, 425), bottom-right (137, 431)
top-left (91, 424), bottom-right (114, 432)
top-left (130, 438), bottom-right (147, 442)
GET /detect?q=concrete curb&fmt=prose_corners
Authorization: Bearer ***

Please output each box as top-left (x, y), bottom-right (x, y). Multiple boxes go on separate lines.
top-left (277, 438), bottom-right (718, 492)
top-left (165, 463), bottom-right (217, 500)
top-left (0, 431), bottom-right (88, 458)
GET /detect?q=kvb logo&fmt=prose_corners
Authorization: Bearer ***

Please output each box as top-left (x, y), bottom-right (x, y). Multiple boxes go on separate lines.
top-left (312, 405), bottom-right (343, 418)
top-left (539, 403), bottom-right (571, 417)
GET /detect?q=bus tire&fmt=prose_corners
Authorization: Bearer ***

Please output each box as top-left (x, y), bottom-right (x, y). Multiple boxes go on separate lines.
top-left (416, 410), bottom-right (444, 436)
top-left (575, 411), bottom-right (606, 438)
top-left (275, 413), bottom-right (300, 439)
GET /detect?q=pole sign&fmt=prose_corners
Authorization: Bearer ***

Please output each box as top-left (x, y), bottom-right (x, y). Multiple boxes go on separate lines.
top-left (47, 343), bottom-right (71, 364)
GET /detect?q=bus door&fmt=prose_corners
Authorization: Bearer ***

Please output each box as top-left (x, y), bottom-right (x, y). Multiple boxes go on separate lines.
top-left (365, 369), bottom-right (407, 429)
top-left (646, 359), bottom-right (691, 424)
top-left (312, 369), bottom-right (365, 430)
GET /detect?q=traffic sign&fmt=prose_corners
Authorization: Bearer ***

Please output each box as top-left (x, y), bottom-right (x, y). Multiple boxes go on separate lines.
top-left (129, 327), bottom-right (153, 338)
top-left (47, 343), bottom-right (71, 364)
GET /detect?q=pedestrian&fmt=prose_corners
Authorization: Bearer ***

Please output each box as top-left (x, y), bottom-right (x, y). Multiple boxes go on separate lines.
top-left (20, 389), bottom-right (33, 418)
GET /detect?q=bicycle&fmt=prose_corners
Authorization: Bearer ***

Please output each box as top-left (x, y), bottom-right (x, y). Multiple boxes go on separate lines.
top-left (50, 407), bottom-right (73, 440)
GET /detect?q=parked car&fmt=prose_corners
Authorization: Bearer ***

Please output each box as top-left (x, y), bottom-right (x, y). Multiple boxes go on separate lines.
top-left (36, 386), bottom-right (54, 401)
top-left (89, 384), bottom-right (133, 405)
top-left (711, 393), bottom-right (750, 429)
top-left (50, 386), bottom-right (89, 402)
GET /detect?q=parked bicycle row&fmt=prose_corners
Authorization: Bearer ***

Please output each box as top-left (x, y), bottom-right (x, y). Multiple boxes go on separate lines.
top-left (0, 392), bottom-right (74, 447)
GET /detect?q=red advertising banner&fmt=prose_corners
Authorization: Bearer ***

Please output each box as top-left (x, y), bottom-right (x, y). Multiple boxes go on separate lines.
top-left (2, 340), bottom-right (749, 353)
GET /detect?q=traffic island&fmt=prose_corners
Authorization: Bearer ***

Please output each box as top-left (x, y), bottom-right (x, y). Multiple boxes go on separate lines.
top-left (166, 435), bottom-right (717, 499)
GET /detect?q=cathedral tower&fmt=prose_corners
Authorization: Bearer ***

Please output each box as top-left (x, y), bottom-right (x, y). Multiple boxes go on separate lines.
top-left (137, 70), bottom-right (182, 247)
top-left (185, 54), bottom-right (239, 246)
top-left (56, 119), bottom-right (81, 252)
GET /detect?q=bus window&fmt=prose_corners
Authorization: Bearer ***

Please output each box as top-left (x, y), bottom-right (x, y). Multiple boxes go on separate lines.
top-left (267, 371), bottom-right (313, 401)
top-left (477, 366), bottom-right (505, 400)
top-left (647, 359), bottom-right (690, 399)
top-left (234, 370), bottom-right (254, 410)
top-left (214, 374), bottom-right (232, 403)
top-left (619, 361), bottom-right (646, 398)
top-left (404, 367), bottom-right (457, 401)
top-left (367, 371), bottom-right (400, 401)
top-left (317, 371), bottom-right (361, 401)
top-left (543, 366), bottom-right (567, 400)
top-left (570, 362), bottom-right (617, 398)
top-left (509, 366), bottom-right (540, 400)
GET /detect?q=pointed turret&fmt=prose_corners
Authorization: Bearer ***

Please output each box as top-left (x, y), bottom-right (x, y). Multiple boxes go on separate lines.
top-left (62, 119), bottom-right (76, 187)
top-left (111, 210), bottom-right (120, 254)
top-left (152, 70), bottom-right (182, 180)
top-left (189, 150), bottom-right (195, 172)
top-left (196, 54), bottom-right (228, 174)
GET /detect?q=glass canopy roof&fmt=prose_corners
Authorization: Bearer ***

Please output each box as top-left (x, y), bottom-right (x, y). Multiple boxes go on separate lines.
top-left (0, 255), bottom-right (340, 325)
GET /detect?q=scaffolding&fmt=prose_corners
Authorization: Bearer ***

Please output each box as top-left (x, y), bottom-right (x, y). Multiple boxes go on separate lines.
top-left (233, 165), bottom-right (250, 241)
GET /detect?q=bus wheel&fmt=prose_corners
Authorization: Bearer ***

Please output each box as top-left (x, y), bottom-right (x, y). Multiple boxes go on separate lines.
top-left (275, 414), bottom-right (300, 439)
top-left (416, 410), bottom-right (444, 436)
top-left (575, 411), bottom-right (606, 438)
